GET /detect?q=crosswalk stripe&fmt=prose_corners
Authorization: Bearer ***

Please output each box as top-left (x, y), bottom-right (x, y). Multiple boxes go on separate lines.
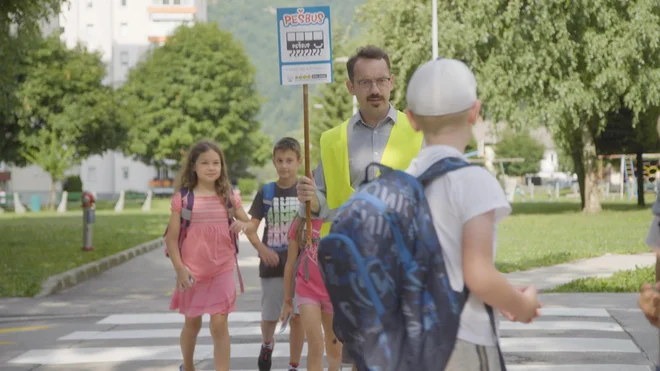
top-left (500, 337), bottom-right (640, 353)
top-left (95, 307), bottom-right (609, 326)
top-left (507, 365), bottom-right (651, 371)
top-left (11, 335), bottom-right (642, 365)
top-left (59, 320), bottom-right (622, 341)
top-left (500, 320), bottom-right (623, 332)
top-left (8, 344), bottom-right (309, 365)
top-left (537, 307), bottom-right (610, 317)
top-left (96, 311), bottom-right (262, 325)
top-left (59, 326), bottom-right (272, 341)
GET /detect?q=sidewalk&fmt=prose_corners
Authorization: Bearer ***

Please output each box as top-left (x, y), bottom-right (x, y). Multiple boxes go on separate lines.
top-left (505, 252), bottom-right (656, 291)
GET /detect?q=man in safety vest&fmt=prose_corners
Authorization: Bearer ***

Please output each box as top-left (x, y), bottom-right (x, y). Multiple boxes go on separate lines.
top-left (296, 45), bottom-right (424, 369)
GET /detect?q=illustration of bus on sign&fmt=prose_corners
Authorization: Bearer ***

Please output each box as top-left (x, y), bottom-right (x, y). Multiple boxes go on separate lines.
top-left (286, 31), bottom-right (324, 57)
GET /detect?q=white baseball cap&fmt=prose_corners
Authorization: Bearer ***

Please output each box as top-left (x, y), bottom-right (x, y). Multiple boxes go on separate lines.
top-left (406, 58), bottom-right (478, 116)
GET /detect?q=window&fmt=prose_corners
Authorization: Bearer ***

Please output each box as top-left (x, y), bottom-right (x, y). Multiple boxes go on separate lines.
top-left (121, 0), bottom-right (127, 6)
top-left (120, 22), bottom-right (128, 37)
top-left (122, 167), bottom-right (129, 180)
top-left (87, 0), bottom-right (93, 8)
top-left (86, 24), bottom-right (94, 39)
top-left (120, 51), bottom-right (129, 66)
top-left (88, 167), bottom-right (97, 182)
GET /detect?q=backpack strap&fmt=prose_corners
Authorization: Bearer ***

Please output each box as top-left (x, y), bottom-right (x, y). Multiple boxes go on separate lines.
top-left (177, 188), bottom-right (194, 257)
top-left (485, 303), bottom-right (508, 370)
top-left (225, 188), bottom-right (245, 294)
top-left (262, 182), bottom-right (276, 216)
top-left (164, 188), bottom-right (194, 258)
top-left (416, 156), bottom-right (473, 186)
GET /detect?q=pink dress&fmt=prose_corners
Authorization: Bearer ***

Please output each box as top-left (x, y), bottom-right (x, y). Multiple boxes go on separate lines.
top-left (288, 218), bottom-right (330, 301)
top-left (169, 191), bottom-right (242, 317)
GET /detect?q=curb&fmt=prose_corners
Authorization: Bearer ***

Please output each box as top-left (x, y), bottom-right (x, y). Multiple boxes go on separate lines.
top-left (34, 238), bottom-right (164, 298)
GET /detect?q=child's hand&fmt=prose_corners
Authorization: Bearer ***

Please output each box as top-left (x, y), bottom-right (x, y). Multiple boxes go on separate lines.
top-left (175, 266), bottom-right (194, 292)
top-left (638, 283), bottom-right (660, 328)
top-left (501, 286), bottom-right (541, 322)
top-left (280, 300), bottom-right (293, 322)
top-left (229, 220), bottom-right (255, 235)
top-left (506, 286), bottom-right (542, 323)
top-left (259, 246), bottom-right (280, 267)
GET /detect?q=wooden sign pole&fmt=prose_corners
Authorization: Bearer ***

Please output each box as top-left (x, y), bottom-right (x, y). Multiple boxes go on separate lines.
top-left (303, 84), bottom-right (312, 246)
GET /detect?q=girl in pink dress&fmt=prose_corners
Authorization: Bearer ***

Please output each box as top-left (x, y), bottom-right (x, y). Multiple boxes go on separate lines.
top-left (165, 140), bottom-right (255, 371)
top-left (281, 216), bottom-right (342, 371)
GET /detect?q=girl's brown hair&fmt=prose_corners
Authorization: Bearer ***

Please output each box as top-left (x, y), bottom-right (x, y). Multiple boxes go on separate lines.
top-left (291, 215), bottom-right (307, 248)
top-left (175, 140), bottom-right (233, 206)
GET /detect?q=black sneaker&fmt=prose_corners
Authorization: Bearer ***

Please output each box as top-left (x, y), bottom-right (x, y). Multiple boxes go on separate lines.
top-left (258, 344), bottom-right (273, 371)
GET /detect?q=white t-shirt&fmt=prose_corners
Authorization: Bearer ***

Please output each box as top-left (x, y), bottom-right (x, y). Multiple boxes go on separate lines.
top-left (406, 144), bottom-right (511, 346)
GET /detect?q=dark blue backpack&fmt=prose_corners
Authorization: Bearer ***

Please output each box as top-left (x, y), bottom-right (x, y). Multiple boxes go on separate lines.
top-left (317, 157), bottom-right (506, 371)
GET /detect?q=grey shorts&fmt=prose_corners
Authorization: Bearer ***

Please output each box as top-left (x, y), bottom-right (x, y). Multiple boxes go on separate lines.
top-left (260, 277), bottom-right (299, 322)
top-left (445, 339), bottom-right (503, 371)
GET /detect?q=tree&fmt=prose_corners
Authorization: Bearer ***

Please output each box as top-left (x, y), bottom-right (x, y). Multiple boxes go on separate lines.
top-left (119, 22), bottom-right (271, 176)
top-left (359, 0), bottom-right (660, 213)
top-left (495, 129), bottom-right (545, 177)
top-left (15, 33), bottom-right (122, 206)
top-left (0, 0), bottom-right (66, 165)
top-left (22, 131), bottom-right (76, 209)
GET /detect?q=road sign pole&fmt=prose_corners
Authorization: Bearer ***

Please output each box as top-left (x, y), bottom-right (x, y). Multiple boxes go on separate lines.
top-left (303, 83), bottom-right (312, 246)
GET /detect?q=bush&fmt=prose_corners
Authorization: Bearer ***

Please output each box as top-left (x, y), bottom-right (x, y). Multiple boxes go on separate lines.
top-left (238, 178), bottom-right (257, 196)
top-left (63, 175), bottom-right (83, 192)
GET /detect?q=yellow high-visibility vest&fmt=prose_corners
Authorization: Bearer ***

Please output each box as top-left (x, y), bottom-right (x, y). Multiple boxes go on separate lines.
top-left (319, 110), bottom-right (424, 236)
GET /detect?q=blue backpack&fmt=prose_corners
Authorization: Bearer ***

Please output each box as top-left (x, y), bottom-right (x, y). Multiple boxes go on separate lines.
top-left (317, 157), bottom-right (506, 371)
top-left (261, 182), bottom-right (276, 216)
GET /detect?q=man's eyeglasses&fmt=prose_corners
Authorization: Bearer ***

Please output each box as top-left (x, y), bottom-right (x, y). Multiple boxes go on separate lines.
top-left (355, 77), bottom-right (391, 90)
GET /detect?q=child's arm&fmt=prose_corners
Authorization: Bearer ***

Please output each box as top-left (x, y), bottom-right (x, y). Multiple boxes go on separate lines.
top-left (165, 211), bottom-right (183, 269)
top-left (165, 210), bottom-right (193, 290)
top-left (462, 210), bottom-right (540, 323)
top-left (283, 237), bottom-right (300, 307)
top-left (232, 207), bottom-right (278, 266)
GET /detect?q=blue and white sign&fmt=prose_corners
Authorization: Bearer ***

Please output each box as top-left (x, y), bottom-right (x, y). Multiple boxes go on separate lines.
top-left (276, 6), bottom-right (333, 86)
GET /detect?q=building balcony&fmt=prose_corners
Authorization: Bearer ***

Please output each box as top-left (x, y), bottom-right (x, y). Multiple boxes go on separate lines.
top-left (147, 35), bottom-right (168, 42)
top-left (148, 6), bottom-right (197, 14)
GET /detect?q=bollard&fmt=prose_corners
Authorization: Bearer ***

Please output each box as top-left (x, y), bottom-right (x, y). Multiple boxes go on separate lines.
top-left (81, 191), bottom-right (96, 251)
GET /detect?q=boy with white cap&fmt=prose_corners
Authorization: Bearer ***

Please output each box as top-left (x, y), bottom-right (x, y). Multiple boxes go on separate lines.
top-left (404, 58), bottom-right (542, 370)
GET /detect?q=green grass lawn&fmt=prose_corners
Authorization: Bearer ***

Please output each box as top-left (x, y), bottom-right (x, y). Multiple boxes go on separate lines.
top-left (0, 196), bottom-right (655, 297)
top-left (494, 201), bottom-right (653, 273)
top-left (0, 199), bottom-right (171, 297)
top-left (547, 265), bottom-right (655, 293)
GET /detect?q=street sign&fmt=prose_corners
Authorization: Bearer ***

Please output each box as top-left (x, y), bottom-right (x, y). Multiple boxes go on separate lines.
top-left (276, 6), bottom-right (333, 86)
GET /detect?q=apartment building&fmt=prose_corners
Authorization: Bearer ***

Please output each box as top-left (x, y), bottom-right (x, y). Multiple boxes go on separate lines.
top-left (4, 0), bottom-right (208, 202)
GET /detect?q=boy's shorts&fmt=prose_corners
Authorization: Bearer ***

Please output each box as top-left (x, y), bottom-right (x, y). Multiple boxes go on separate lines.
top-left (296, 295), bottom-right (333, 314)
top-left (260, 277), bottom-right (299, 321)
top-left (645, 216), bottom-right (660, 250)
top-left (444, 339), bottom-right (503, 371)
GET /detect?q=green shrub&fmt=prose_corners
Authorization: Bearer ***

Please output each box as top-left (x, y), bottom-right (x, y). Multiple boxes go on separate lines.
top-left (63, 175), bottom-right (83, 192)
